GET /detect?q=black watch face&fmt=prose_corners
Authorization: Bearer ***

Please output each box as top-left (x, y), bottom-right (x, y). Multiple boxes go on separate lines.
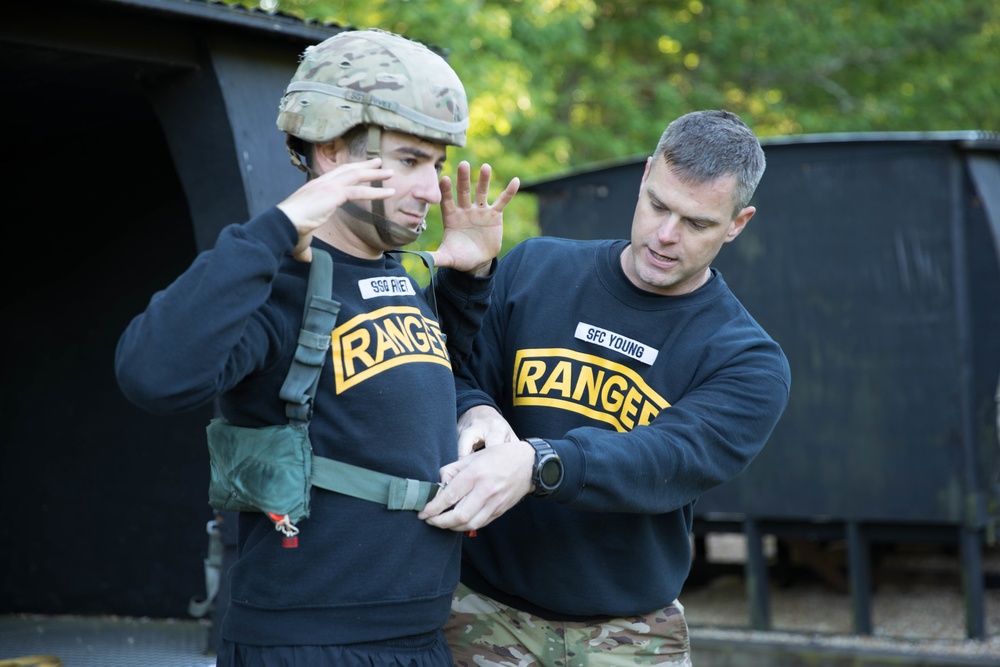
top-left (540, 458), bottom-right (562, 487)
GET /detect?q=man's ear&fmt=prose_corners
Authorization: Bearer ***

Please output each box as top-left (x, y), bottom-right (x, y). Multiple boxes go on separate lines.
top-left (314, 139), bottom-right (347, 172)
top-left (635, 156), bottom-right (653, 201)
top-left (725, 206), bottom-right (756, 243)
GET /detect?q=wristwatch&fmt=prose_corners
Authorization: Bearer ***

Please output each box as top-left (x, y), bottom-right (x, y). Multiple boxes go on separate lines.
top-left (525, 438), bottom-right (563, 497)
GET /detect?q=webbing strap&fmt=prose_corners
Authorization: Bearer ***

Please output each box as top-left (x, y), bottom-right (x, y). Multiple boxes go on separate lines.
top-left (279, 249), bottom-right (339, 423)
top-left (311, 456), bottom-right (441, 511)
top-left (392, 250), bottom-right (443, 333)
top-left (284, 81), bottom-right (470, 136)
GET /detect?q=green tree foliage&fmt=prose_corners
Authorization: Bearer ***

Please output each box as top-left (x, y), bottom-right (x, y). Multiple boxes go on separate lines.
top-left (240, 0), bottom-right (1000, 255)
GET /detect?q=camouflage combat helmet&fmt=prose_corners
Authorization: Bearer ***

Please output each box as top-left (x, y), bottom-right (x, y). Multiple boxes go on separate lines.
top-left (277, 28), bottom-right (469, 149)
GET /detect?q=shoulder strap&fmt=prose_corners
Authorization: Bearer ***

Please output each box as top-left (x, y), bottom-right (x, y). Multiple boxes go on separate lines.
top-left (391, 249), bottom-right (442, 329)
top-left (279, 249), bottom-right (340, 423)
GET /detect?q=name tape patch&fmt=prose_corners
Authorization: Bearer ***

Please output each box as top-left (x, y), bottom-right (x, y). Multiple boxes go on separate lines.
top-left (574, 322), bottom-right (658, 365)
top-left (359, 276), bottom-right (417, 299)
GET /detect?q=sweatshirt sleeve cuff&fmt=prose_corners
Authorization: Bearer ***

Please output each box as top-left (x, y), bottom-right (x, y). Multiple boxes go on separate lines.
top-left (239, 206), bottom-right (300, 259)
top-left (435, 258), bottom-right (497, 300)
top-left (544, 437), bottom-right (584, 502)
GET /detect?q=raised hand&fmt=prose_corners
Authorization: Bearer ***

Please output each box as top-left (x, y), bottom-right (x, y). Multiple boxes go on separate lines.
top-left (434, 162), bottom-right (520, 275)
top-left (276, 158), bottom-right (394, 262)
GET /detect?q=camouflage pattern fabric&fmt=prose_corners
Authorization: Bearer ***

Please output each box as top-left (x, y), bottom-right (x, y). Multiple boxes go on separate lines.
top-left (446, 583), bottom-right (692, 667)
top-left (277, 28), bottom-right (468, 147)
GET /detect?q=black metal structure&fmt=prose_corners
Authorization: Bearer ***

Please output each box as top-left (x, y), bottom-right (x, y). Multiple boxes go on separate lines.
top-left (523, 132), bottom-right (1000, 639)
top-left (0, 0), bottom-right (344, 634)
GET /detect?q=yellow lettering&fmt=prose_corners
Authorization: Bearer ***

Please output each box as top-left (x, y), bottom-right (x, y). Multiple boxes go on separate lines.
top-left (539, 360), bottom-right (573, 398)
top-left (510, 348), bottom-right (670, 431)
top-left (600, 375), bottom-right (628, 412)
top-left (571, 366), bottom-right (605, 404)
top-left (405, 315), bottom-right (431, 352)
top-left (382, 316), bottom-right (416, 353)
top-left (517, 360), bottom-right (547, 395)
top-left (619, 386), bottom-right (644, 430)
top-left (638, 400), bottom-right (660, 427)
top-left (372, 322), bottom-right (403, 363)
top-left (424, 320), bottom-right (448, 358)
top-left (329, 306), bottom-right (453, 393)
top-left (341, 329), bottom-right (374, 376)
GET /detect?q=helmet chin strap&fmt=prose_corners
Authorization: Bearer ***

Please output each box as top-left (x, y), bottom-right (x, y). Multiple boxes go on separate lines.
top-left (344, 125), bottom-right (424, 247)
top-left (286, 128), bottom-right (425, 248)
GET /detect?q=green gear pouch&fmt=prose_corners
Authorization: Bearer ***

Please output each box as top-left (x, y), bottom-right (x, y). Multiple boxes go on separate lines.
top-left (206, 419), bottom-right (313, 523)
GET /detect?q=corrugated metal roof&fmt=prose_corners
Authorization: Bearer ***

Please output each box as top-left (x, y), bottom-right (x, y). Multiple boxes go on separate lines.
top-left (93, 0), bottom-right (349, 41)
top-left (523, 130), bottom-right (1000, 191)
top-left (761, 130), bottom-right (1000, 149)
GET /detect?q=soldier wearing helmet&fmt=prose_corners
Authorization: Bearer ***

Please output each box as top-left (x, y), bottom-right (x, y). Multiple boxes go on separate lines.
top-left (116, 28), bottom-right (519, 667)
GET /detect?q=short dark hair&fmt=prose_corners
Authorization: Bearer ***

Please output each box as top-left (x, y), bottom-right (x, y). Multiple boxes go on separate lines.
top-left (341, 124), bottom-right (370, 157)
top-left (291, 124), bottom-right (371, 170)
top-left (653, 110), bottom-right (766, 217)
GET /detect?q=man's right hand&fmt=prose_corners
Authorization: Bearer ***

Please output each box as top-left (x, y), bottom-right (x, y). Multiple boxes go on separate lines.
top-left (276, 158), bottom-right (394, 262)
top-left (418, 436), bottom-right (536, 533)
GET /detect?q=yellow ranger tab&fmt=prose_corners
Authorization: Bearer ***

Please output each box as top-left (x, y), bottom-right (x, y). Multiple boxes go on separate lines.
top-left (513, 348), bottom-right (670, 432)
top-left (331, 305), bottom-right (450, 393)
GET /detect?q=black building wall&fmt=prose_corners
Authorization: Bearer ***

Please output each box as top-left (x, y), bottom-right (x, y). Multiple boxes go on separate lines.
top-left (0, 0), bottom-right (343, 618)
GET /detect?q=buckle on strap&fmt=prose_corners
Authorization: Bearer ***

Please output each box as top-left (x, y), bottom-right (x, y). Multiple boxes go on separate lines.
top-left (388, 477), bottom-right (439, 511)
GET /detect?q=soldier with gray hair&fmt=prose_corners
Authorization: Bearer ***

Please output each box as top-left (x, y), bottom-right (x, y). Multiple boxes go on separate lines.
top-left (419, 109), bottom-right (790, 666)
top-left (115, 28), bottom-right (519, 666)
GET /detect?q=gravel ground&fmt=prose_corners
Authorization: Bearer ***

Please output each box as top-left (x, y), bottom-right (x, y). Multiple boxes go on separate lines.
top-left (681, 535), bottom-right (1000, 662)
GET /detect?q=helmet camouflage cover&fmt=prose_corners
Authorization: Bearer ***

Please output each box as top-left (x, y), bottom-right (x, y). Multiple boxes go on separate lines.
top-left (277, 28), bottom-right (469, 148)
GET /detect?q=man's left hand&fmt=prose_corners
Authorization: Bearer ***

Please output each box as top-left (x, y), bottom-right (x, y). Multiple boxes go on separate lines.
top-left (433, 161), bottom-right (519, 275)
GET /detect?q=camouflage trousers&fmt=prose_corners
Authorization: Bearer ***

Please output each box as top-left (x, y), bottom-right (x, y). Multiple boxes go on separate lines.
top-left (445, 583), bottom-right (692, 667)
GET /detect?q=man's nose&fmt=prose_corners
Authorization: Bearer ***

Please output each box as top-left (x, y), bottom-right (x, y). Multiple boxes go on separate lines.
top-left (413, 165), bottom-right (443, 205)
top-left (657, 216), bottom-right (682, 243)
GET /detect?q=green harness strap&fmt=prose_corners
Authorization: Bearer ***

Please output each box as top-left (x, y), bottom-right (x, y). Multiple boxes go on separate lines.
top-left (312, 456), bottom-right (440, 511)
top-left (280, 248), bottom-right (340, 423)
top-left (277, 248), bottom-right (441, 511)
